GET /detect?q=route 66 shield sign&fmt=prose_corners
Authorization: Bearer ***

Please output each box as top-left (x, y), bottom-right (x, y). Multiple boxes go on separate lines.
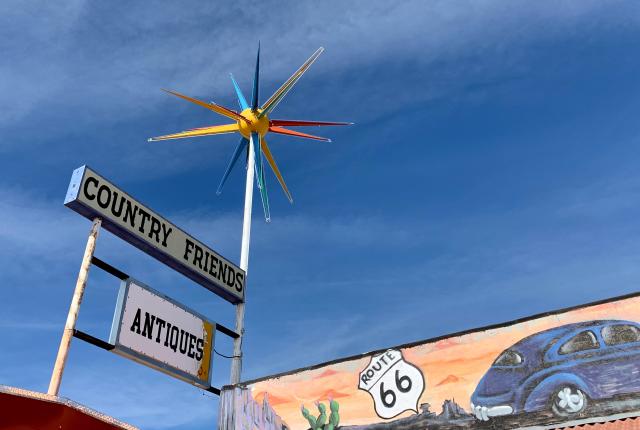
top-left (358, 349), bottom-right (425, 419)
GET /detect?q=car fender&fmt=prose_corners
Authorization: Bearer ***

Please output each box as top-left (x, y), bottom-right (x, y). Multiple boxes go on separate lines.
top-left (523, 373), bottom-right (590, 412)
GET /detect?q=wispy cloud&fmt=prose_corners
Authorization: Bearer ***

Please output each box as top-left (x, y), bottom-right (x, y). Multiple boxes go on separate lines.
top-left (1, 0), bottom-right (628, 173)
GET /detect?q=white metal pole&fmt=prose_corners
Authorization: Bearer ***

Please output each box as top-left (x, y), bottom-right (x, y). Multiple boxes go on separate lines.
top-left (230, 135), bottom-right (256, 384)
top-left (48, 217), bottom-right (102, 395)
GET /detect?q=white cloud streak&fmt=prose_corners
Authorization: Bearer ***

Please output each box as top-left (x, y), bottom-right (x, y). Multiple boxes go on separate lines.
top-left (1, 1), bottom-right (631, 149)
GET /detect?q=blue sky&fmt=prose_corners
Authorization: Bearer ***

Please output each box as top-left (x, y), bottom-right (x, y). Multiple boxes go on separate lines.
top-left (1, 1), bottom-right (640, 428)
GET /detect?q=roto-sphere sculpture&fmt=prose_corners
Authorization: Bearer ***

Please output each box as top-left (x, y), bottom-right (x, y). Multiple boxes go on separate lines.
top-left (149, 46), bottom-right (351, 221)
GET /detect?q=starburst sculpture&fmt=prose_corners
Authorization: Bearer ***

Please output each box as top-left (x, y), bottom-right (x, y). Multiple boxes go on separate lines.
top-left (149, 45), bottom-right (351, 221)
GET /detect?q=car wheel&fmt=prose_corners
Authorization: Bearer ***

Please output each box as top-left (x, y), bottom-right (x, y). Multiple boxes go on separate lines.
top-left (551, 386), bottom-right (588, 417)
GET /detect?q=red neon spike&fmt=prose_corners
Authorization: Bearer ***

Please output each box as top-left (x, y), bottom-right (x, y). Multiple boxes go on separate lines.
top-left (270, 119), bottom-right (352, 127)
top-left (268, 126), bottom-right (331, 142)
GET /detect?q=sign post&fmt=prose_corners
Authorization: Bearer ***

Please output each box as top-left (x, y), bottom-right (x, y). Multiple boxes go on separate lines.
top-left (48, 217), bottom-right (102, 396)
top-left (49, 166), bottom-right (244, 395)
top-left (230, 135), bottom-right (256, 384)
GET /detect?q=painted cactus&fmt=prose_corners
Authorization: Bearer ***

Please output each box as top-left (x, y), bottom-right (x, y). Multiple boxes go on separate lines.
top-left (328, 398), bottom-right (340, 430)
top-left (301, 399), bottom-right (340, 430)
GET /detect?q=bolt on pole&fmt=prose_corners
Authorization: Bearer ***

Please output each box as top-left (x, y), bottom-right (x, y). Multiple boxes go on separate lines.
top-left (48, 217), bottom-right (102, 396)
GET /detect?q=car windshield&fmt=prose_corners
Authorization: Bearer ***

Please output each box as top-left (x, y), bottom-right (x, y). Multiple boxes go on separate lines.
top-left (493, 349), bottom-right (523, 366)
top-left (602, 324), bottom-right (640, 346)
top-left (559, 330), bottom-right (599, 355)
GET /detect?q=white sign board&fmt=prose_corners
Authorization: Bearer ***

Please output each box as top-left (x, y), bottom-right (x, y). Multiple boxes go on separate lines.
top-left (109, 279), bottom-right (215, 388)
top-left (64, 165), bottom-right (244, 303)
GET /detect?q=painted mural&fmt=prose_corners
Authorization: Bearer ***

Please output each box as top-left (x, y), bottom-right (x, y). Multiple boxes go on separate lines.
top-left (223, 293), bottom-right (640, 430)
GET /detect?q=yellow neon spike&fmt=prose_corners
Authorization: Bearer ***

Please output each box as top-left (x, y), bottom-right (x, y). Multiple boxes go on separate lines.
top-left (261, 137), bottom-right (293, 203)
top-left (162, 89), bottom-right (248, 122)
top-left (148, 123), bottom-right (239, 141)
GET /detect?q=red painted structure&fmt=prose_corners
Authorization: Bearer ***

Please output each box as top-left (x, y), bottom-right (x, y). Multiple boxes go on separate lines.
top-left (0, 385), bottom-right (136, 430)
top-left (556, 417), bottom-right (640, 429)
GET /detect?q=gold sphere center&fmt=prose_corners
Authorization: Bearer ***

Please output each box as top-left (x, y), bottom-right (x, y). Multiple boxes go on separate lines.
top-left (238, 108), bottom-right (269, 138)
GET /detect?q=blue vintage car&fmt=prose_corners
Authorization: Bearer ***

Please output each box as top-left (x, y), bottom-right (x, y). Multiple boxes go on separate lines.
top-left (470, 320), bottom-right (640, 421)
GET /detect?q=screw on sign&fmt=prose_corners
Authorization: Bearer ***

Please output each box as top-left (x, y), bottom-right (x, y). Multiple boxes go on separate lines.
top-left (358, 349), bottom-right (425, 419)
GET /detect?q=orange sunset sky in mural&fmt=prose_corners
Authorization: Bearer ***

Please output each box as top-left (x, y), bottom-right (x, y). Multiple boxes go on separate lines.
top-left (249, 296), bottom-right (640, 429)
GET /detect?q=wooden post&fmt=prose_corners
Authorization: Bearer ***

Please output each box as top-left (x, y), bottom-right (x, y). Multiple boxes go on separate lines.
top-left (48, 218), bottom-right (101, 396)
top-left (230, 302), bottom-right (245, 384)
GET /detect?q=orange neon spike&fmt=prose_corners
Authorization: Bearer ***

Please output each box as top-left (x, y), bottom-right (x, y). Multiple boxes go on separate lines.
top-left (162, 89), bottom-right (248, 122)
top-left (148, 123), bottom-right (239, 141)
top-left (268, 126), bottom-right (331, 142)
top-left (261, 137), bottom-right (293, 203)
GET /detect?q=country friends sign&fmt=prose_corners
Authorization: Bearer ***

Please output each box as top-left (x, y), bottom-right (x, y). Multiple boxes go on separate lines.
top-left (64, 166), bottom-right (245, 303)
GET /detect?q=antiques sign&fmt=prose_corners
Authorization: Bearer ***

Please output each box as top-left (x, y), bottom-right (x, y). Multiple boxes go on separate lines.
top-left (64, 165), bottom-right (244, 303)
top-left (109, 279), bottom-right (215, 388)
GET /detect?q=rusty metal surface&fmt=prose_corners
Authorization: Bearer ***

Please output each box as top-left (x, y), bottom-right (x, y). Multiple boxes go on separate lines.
top-left (0, 385), bottom-right (138, 430)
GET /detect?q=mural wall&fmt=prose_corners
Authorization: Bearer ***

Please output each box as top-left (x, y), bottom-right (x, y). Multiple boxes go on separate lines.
top-left (224, 293), bottom-right (640, 429)
top-left (218, 386), bottom-right (288, 430)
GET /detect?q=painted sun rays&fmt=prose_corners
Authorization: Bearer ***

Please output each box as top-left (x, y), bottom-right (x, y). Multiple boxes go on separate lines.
top-left (148, 46), bottom-right (352, 222)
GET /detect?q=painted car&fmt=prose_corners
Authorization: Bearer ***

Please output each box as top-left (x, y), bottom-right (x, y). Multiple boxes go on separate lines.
top-left (470, 320), bottom-right (640, 421)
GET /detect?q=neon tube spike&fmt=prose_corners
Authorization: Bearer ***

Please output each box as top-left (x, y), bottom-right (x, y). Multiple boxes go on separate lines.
top-left (259, 47), bottom-right (324, 118)
top-left (269, 126), bottom-right (331, 142)
top-left (230, 74), bottom-right (249, 111)
top-left (260, 157), bottom-right (270, 222)
top-left (251, 132), bottom-right (270, 221)
top-left (217, 137), bottom-right (249, 194)
top-left (270, 119), bottom-right (353, 127)
top-left (252, 132), bottom-right (263, 188)
top-left (261, 137), bottom-right (293, 203)
top-left (161, 89), bottom-right (247, 122)
top-left (148, 123), bottom-right (239, 141)
top-left (251, 43), bottom-right (260, 110)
